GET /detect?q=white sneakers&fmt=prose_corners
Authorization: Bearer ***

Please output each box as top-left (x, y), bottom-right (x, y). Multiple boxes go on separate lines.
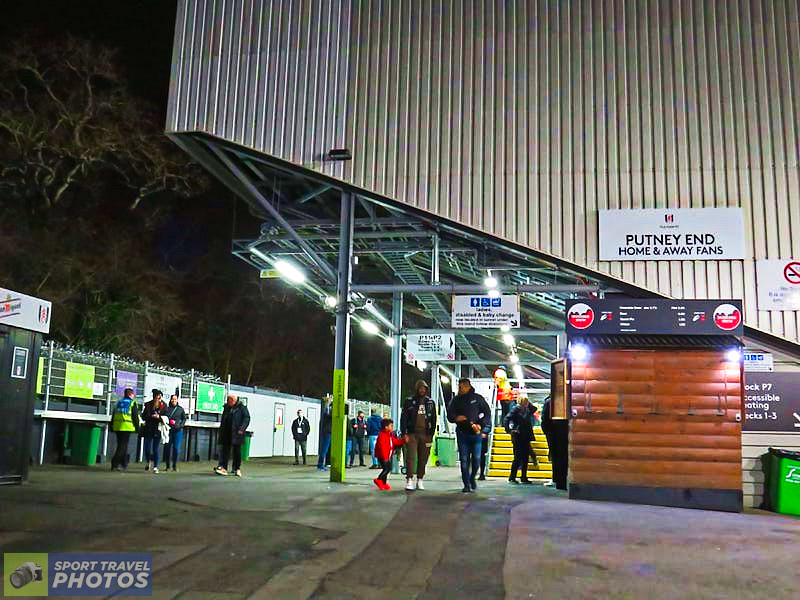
top-left (213, 466), bottom-right (228, 476)
top-left (152, 467), bottom-right (159, 474)
top-left (405, 478), bottom-right (416, 491)
top-left (235, 469), bottom-right (243, 478)
top-left (416, 479), bottom-right (425, 490)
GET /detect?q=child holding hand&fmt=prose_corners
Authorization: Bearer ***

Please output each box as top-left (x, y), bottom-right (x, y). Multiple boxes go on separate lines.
top-left (373, 418), bottom-right (405, 490)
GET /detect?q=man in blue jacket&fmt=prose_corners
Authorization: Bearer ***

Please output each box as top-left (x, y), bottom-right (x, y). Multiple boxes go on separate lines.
top-left (447, 378), bottom-right (491, 493)
top-left (366, 409), bottom-right (383, 469)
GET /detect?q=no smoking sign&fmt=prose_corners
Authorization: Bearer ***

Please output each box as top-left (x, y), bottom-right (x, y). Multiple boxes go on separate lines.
top-left (784, 261), bottom-right (800, 285)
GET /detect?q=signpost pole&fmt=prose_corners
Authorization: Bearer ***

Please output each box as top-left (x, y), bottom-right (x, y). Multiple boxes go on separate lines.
top-left (103, 353), bottom-right (114, 461)
top-left (330, 193), bottom-right (354, 483)
top-left (39, 340), bottom-right (54, 465)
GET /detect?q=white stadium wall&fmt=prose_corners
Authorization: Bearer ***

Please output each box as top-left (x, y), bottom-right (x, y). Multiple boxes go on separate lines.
top-left (167, 0), bottom-right (800, 345)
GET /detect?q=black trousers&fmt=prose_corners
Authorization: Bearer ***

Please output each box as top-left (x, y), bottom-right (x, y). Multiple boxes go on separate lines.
top-left (377, 459), bottom-right (392, 483)
top-left (111, 431), bottom-right (131, 469)
top-left (295, 439), bottom-right (307, 463)
top-left (219, 442), bottom-right (242, 471)
top-left (350, 436), bottom-right (367, 465)
top-left (510, 434), bottom-right (532, 480)
top-left (479, 436), bottom-right (488, 476)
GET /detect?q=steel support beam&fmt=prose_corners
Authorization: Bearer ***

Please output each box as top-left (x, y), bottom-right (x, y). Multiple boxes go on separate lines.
top-left (206, 142), bottom-right (339, 284)
top-left (330, 193), bottom-right (354, 483)
top-left (390, 292), bottom-right (403, 474)
top-left (351, 284), bottom-right (600, 294)
top-left (402, 328), bottom-right (562, 337)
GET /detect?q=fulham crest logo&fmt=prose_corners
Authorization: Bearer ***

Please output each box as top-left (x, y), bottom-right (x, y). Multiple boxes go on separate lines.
top-left (713, 304), bottom-right (742, 331)
top-left (567, 303), bottom-right (595, 330)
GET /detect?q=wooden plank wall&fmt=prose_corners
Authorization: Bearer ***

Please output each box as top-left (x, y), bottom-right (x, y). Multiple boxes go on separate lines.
top-left (570, 349), bottom-right (743, 492)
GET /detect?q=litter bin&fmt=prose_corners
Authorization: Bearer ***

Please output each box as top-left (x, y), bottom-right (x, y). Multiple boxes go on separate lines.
top-left (761, 448), bottom-right (800, 516)
top-left (241, 431), bottom-right (253, 462)
top-left (435, 434), bottom-right (457, 467)
top-left (68, 423), bottom-right (102, 466)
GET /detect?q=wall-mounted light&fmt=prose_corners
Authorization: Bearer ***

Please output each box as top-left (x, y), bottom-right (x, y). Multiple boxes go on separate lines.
top-left (569, 344), bottom-right (589, 362)
top-left (327, 148), bottom-right (352, 161)
top-left (725, 348), bottom-right (742, 363)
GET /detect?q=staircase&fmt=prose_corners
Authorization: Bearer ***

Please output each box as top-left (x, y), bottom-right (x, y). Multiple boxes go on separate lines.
top-left (487, 427), bottom-right (553, 480)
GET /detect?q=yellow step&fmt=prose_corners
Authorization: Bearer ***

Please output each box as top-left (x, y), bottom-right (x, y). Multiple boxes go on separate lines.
top-left (490, 462), bottom-right (551, 471)
top-left (495, 427), bottom-right (543, 434)
top-left (493, 441), bottom-right (549, 449)
top-left (490, 455), bottom-right (550, 464)
top-left (487, 469), bottom-right (552, 479)
top-left (492, 448), bottom-right (550, 457)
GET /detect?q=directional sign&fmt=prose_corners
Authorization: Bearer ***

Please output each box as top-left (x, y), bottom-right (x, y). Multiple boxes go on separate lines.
top-left (743, 352), bottom-right (774, 373)
top-left (744, 372), bottom-right (800, 432)
top-left (406, 333), bottom-right (456, 361)
top-left (756, 259), bottom-right (800, 311)
top-left (452, 295), bottom-right (520, 328)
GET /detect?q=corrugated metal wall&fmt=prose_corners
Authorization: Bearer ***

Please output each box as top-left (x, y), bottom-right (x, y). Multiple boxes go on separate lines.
top-left (167, 0), bottom-right (800, 344)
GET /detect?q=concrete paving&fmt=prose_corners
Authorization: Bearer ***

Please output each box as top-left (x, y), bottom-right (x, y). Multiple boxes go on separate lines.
top-left (1, 457), bottom-right (799, 599)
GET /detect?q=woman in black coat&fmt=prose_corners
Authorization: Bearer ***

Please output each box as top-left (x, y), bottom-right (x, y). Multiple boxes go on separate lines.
top-left (503, 396), bottom-right (536, 484)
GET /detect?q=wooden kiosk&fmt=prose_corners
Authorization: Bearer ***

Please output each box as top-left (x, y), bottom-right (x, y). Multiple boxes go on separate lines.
top-left (563, 299), bottom-right (744, 512)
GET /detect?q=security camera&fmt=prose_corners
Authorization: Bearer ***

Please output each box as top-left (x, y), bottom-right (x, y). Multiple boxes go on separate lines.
top-left (364, 298), bottom-right (374, 307)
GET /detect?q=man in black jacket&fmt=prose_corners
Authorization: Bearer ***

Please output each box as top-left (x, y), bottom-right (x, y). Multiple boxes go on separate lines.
top-left (291, 409), bottom-right (311, 465)
top-left (447, 378), bottom-right (491, 493)
top-left (400, 380), bottom-right (437, 491)
top-left (214, 394), bottom-right (251, 478)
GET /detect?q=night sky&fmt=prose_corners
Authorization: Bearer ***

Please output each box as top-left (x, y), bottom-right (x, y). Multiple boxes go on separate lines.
top-left (4, 1), bottom-right (178, 114)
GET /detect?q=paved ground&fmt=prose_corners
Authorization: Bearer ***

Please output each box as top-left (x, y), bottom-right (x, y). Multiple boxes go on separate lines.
top-left (1, 457), bottom-right (799, 599)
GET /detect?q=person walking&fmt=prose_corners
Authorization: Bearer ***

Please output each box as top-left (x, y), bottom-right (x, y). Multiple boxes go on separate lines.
top-left (163, 395), bottom-right (187, 472)
top-left (366, 409), bottom-right (382, 469)
top-left (349, 411), bottom-right (369, 467)
top-left (316, 397), bottom-right (333, 471)
top-left (291, 409), bottom-right (311, 465)
top-left (504, 395), bottom-right (536, 484)
top-left (400, 380), bottom-right (436, 491)
top-left (214, 394), bottom-right (251, 477)
top-left (447, 378), bottom-right (491, 493)
top-left (110, 387), bottom-right (140, 471)
top-left (141, 390), bottom-right (166, 473)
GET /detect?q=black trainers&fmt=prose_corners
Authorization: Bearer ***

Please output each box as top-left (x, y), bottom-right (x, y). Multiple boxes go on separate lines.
top-left (478, 474), bottom-right (486, 481)
top-left (462, 486), bottom-right (471, 493)
top-left (469, 479), bottom-right (477, 491)
top-left (508, 478), bottom-right (519, 484)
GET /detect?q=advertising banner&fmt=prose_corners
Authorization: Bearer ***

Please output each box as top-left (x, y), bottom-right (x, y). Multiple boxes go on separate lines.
top-left (756, 259), bottom-right (800, 311)
top-left (0, 287), bottom-right (52, 334)
top-left (196, 381), bottom-right (225, 413)
top-left (114, 370), bottom-right (140, 397)
top-left (406, 333), bottom-right (456, 361)
top-left (565, 299), bottom-right (744, 336)
top-left (64, 362), bottom-right (96, 399)
top-left (452, 295), bottom-right (520, 328)
top-left (744, 372), bottom-right (800, 432)
top-left (598, 207), bottom-right (746, 261)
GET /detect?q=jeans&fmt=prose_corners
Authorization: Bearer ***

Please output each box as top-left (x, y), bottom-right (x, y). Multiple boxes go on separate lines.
top-left (317, 433), bottom-right (332, 468)
top-left (164, 429), bottom-right (184, 468)
top-left (368, 435), bottom-right (379, 465)
top-left (456, 430), bottom-right (482, 488)
top-left (350, 437), bottom-right (367, 465)
top-left (144, 432), bottom-right (161, 468)
top-left (111, 431), bottom-right (131, 470)
top-left (219, 443), bottom-right (242, 472)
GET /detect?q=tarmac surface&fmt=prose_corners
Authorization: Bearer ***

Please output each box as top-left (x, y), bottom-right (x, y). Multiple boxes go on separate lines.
top-left (1, 457), bottom-right (799, 599)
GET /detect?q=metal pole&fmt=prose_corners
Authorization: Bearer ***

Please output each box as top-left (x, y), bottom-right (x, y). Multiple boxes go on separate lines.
top-left (390, 292), bottom-right (403, 474)
top-left (330, 192), bottom-right (354, 483)
top-left (431, 233), bottom-right (440, 284)
top-left (103, 353), bottom-right (114, 461)
top-left (351, 283), bottom-right (600, 294)
top-left (39, 340), bottom-right (55, 465)
top-left (140, 361), bottom-right (149, 463)
top-left (190, 368), bottom-right (195, 416)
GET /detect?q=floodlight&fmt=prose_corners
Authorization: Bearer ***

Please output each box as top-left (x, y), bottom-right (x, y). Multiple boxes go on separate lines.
top-left (274, 260), bottom-right (306, 284)
top-left (385, 336), bottom-right (396, 347)
top-left (360, 320), bottom-right (379, 335)
top-left (324, 296), bottom-right (337, 308)
top-left (503, 333), bottom-right (515, 346)
top-left (484, 276), bottom-right (498, 289)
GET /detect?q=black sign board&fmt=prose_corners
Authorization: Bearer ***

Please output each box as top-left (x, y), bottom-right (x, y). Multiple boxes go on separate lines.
top-left (565, 299), bottom-right (744, 336)
top-left (744, 372), bottom-right (800, 432)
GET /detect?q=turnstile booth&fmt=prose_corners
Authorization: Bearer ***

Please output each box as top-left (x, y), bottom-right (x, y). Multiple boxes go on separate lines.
top-left (563, 299), bottom-right (745, 512)
top-left (0, 287), bottom-right (51, 485)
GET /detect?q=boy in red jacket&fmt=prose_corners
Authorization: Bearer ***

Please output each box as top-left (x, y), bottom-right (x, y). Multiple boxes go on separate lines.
top-left (373, 418), bottom-right (405, 490)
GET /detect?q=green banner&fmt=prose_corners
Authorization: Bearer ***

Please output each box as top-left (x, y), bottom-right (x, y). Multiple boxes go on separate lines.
top-left (36, 357), bottom-right (44, 394)
top-left (196, 382), bottom-right (225, 413)
top-left (64, 362), bottom-right (95, 399)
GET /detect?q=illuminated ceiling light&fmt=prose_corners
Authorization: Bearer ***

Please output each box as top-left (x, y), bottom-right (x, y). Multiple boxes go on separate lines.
top-left (509, 353), bottom-right (519, 364)
top-left (513, 364), bottom-right (524, 379)
top-left (418, 360), bottom-right (427, 371)
top-left (274, 259), bottom-right (306, 284)
top-left (500, 325), bottom-right (511, 333)
top-left (324, 296), bottom-right (337, 308)
top-left (570, 344), bottom-right (589, 362)
top-left (725, 348), bottom-right (742, 363)
top-left (360, 320), bottom-right (379, 335)
top-left (440, 375), bottom-right (450, 385)
top-left (503, 333), bottom-right (515, 346)
top-left (484, 275), bottom-right (498, 289)
top-left (384, 336), bottom-right (396, 347)
top-left (487, 288), bottom-right (501, 298)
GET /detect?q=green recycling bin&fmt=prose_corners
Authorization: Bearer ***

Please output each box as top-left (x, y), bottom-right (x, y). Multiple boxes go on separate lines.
top-left (761, 448), bottom-right (800, 516)
top-left (241, 431), bottom-right (253, 462)
top-left (68, 423), bottom-right (102, 466)
top-left (435, 434), bottom-right (457, 467)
